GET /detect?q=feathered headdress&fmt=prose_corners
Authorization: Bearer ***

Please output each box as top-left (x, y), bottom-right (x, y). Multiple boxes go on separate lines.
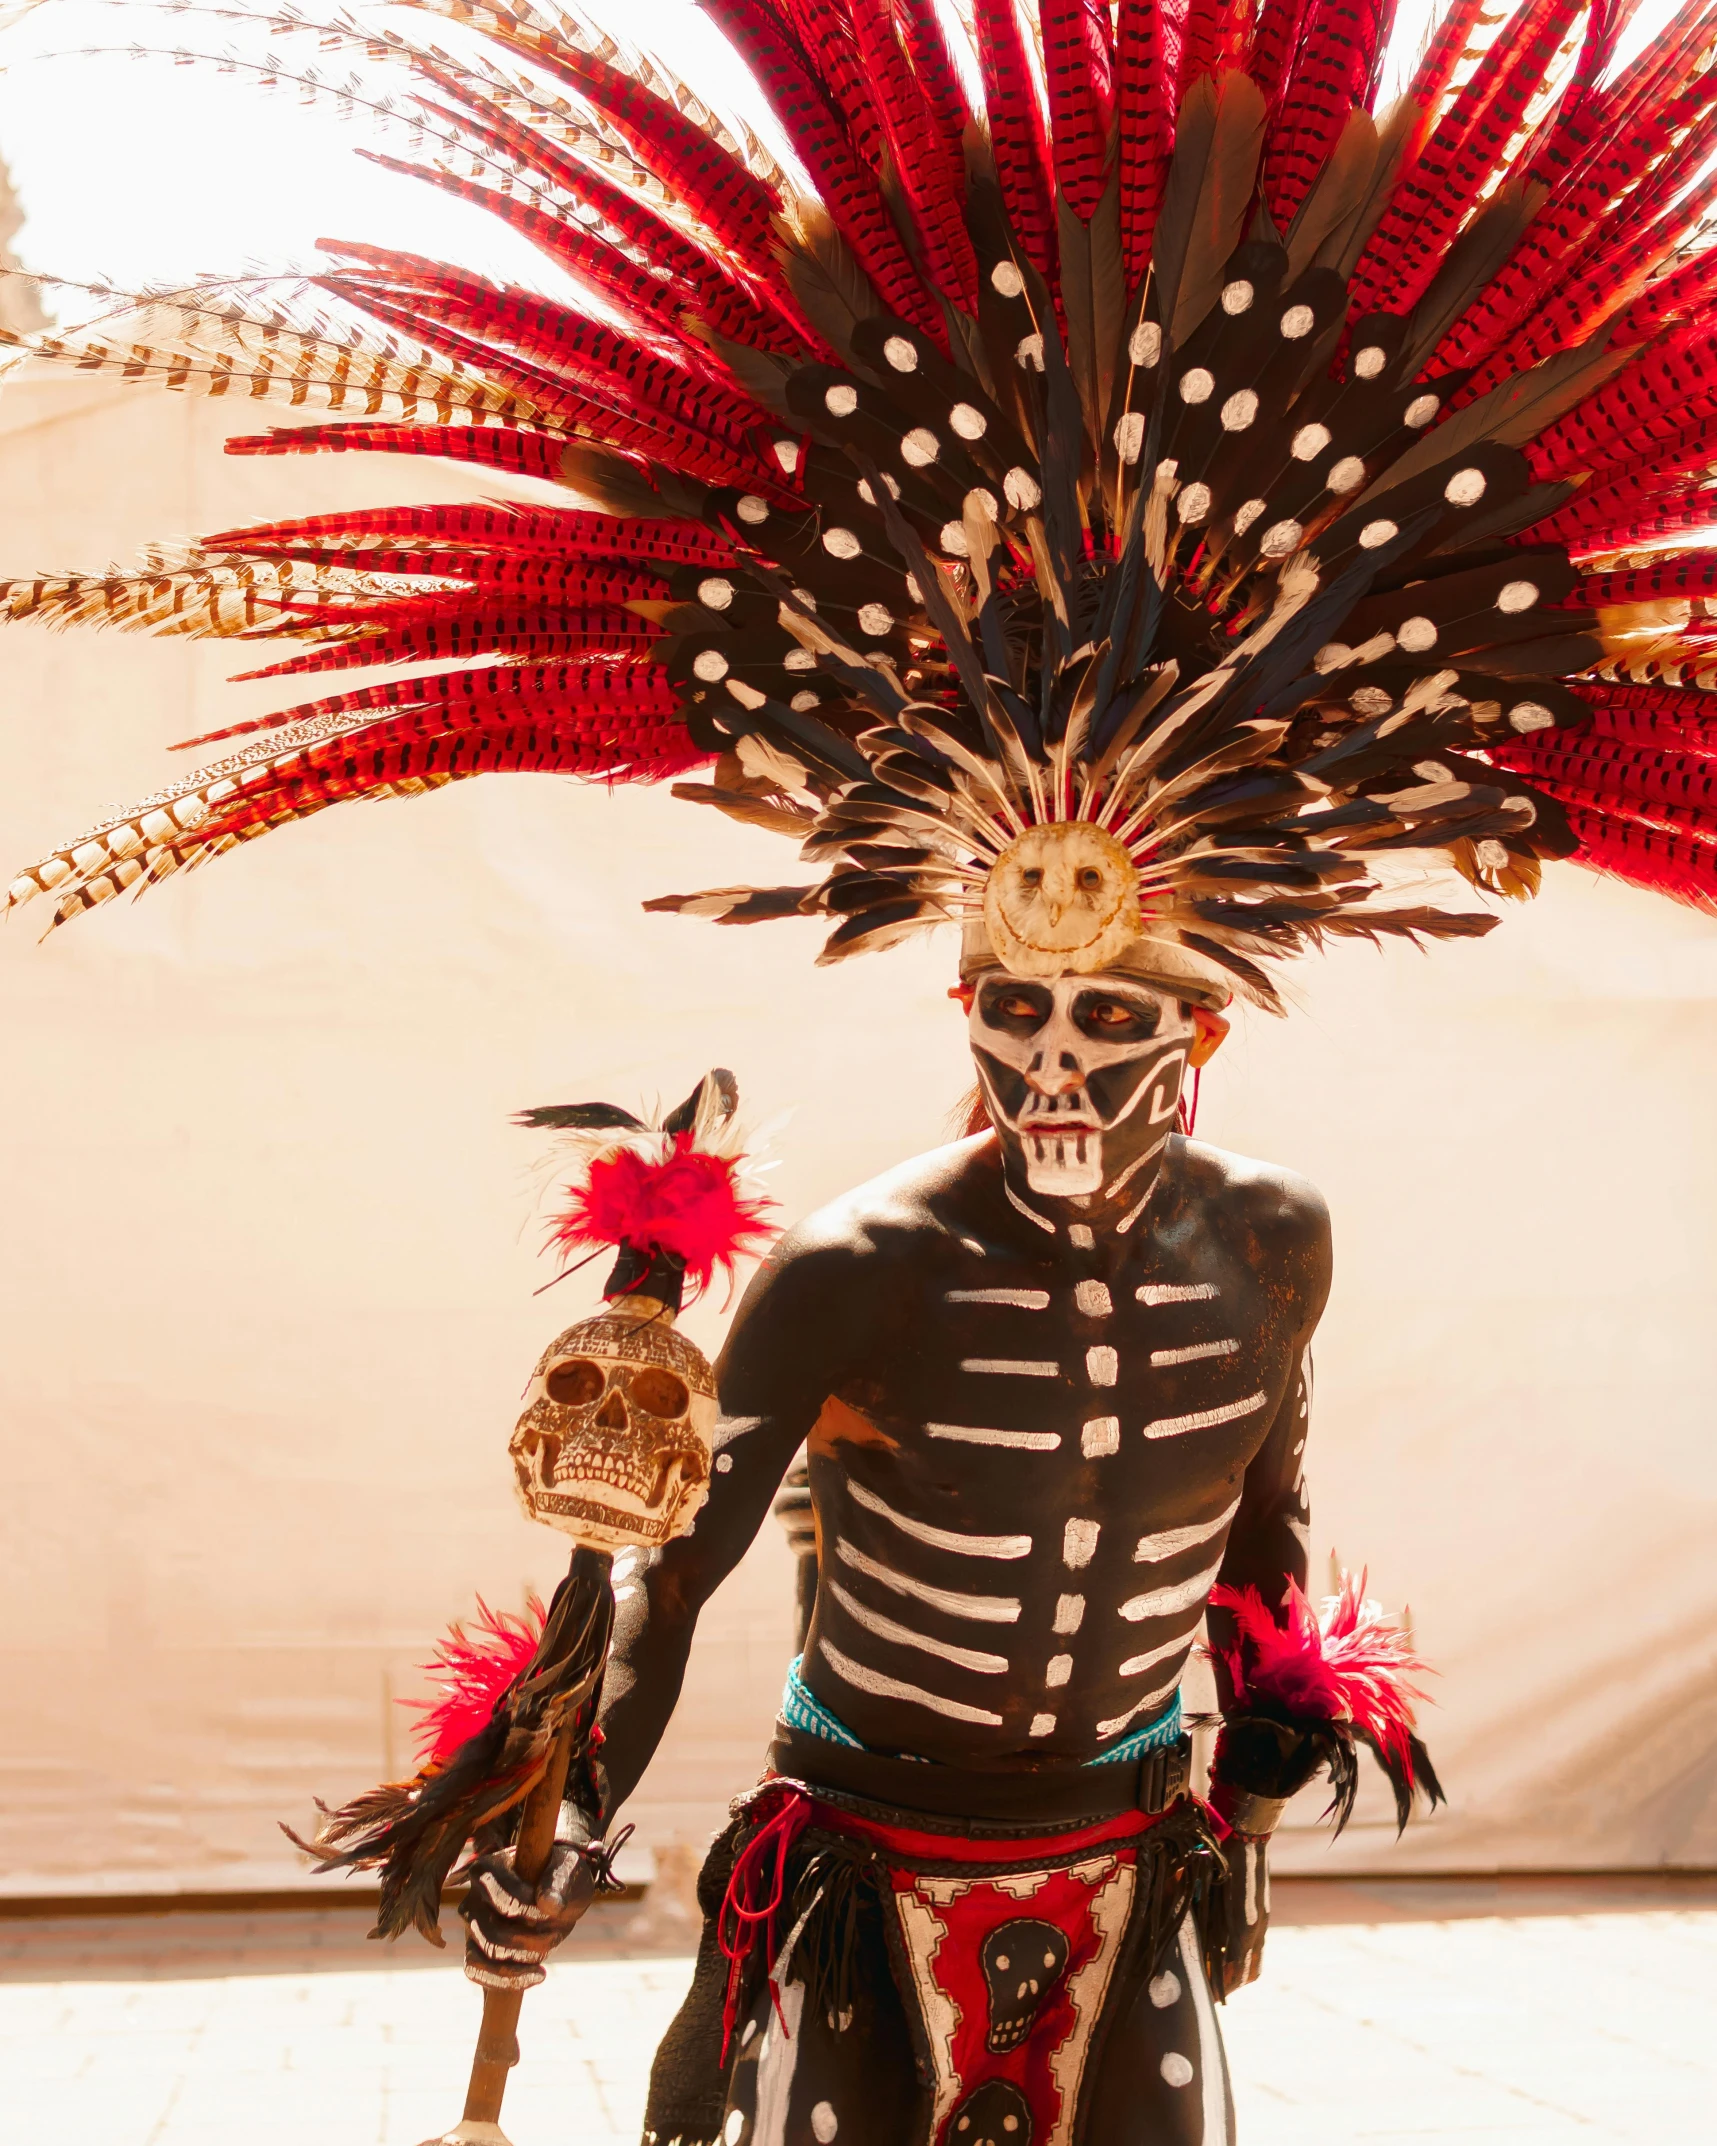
top-left (1209, 1569), bottom-right (1443, 1832)
top-left (6, 1), bottom-right (1717, 1006)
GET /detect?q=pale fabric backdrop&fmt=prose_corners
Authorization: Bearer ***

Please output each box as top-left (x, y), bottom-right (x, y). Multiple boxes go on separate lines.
top-left (2, 379), bottom-right (1714, 1898)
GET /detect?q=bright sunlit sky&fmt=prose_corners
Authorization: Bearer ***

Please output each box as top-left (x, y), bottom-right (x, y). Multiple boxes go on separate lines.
top-left (0, 0), bottom-right (1690, 306)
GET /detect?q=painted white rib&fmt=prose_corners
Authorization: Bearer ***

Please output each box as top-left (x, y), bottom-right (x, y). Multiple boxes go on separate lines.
top-left (1082, 1416), bottom-right (1120, 1457)
top-left (819, 1638), bottom-right (1005, 1726)
top-left (1142, 1390), bottom-right (1267, 1441)
top-left (1074, 1279), bottom-right (1112, 1317)
top-left (1150, 1338), bottom-right (1239, 1367)
top-left (961, 1356), bottom-right (1060, 1377)
top-left (827, 1579), bottom-right (1008, 1675)
top-left (1085, 1344), bottom-right (1119, 1386)
top-left (946, 1287), bottom-right (1050, 1308)
top-left (1119, 1557), bottom-right (1223, 1622)
top-left (835, 1538), bottom-right (1020, 1623)
top-left (1119, 1627), bottom-right (1198, 1678)
top-left (926, 1421), bottom-right (1062, 1451)
top-left (1137, 1283), bottom-right (1218, 1306)
top-left (1096, 1676), bottom-right (1180, 1739)
top-left (1004, 1182), bottom-right (1056, 1233)
top-left (848, 1479), bottom-right (1032, 1560)
top-left (1133, 1494), bottom-right (1241, 1563)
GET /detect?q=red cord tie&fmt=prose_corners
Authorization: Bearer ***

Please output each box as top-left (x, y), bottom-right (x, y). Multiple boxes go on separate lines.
top-left (717, 1787), bottom-right (813, 2060)
top-left (1177, 1062), bottom-right (1202, 1136)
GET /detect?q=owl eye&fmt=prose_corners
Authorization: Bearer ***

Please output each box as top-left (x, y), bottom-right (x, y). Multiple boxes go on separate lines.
top-left (1020, 866), bottom-right (1043, 887)
top-left (1077, 866), bottom-right (1102, 890)
top-left (629, 1366), bottom-right (691, 1418)
top-left (546, 1358), bottom-right (605, 1406)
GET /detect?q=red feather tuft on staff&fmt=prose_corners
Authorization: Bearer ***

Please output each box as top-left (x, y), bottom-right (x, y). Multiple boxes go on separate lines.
top-left (549, 1135), bottom-right (776, 1297)
top-left (405, 1595), bottom-right (548, 1769)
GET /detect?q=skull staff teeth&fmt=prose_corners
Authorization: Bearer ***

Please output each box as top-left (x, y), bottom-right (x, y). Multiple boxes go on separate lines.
top-left (512, 1313), bottom-right (717, 1552)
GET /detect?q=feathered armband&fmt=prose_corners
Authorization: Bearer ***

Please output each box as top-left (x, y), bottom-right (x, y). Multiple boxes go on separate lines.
top-left (1207, 1572), bottom-right (1444, 1839)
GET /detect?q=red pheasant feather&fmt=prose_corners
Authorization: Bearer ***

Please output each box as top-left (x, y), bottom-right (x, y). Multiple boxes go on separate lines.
top-left (8, 0), bottom-right (1717, 957)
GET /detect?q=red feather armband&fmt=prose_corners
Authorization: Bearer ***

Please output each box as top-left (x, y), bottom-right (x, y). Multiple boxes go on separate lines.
top-left (1206, 1572), bottom-right (1444, 1839)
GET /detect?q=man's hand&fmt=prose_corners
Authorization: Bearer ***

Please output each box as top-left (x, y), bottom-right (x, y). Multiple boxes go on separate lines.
top-left (459, 1841), bottom-right (596, 1988)
top-left (1218, 1833), bottom-right (1271, 1995)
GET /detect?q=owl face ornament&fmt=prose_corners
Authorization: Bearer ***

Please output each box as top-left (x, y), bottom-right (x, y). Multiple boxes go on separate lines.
top-left (969, 971), bottom-right (1195, 1202)
top-left (982, 822), bottom-right (1143, 979)
top-left (509, 1296), bottom-right (716, 1551)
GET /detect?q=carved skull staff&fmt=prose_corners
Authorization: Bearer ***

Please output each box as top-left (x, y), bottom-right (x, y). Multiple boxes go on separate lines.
top-left (284, 1068), bottom-right (773, 2146)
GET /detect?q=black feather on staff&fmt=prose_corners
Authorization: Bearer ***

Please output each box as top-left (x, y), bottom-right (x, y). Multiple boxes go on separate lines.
top-left (282, 1550), bottom-right (616, 1945)
top-left (284, 1068), bottom-right (768, 2145)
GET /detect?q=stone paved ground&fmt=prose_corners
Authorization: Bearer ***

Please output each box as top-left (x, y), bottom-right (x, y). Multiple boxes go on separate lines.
top-left (4, 1878), bottom-right (1713, 2144)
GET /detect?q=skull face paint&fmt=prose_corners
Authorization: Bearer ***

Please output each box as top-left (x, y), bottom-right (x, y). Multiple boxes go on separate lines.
top-left (968, 972), bottom-right (1194, 1202)
top-left (509, 1296), bottom-right (715, 1550)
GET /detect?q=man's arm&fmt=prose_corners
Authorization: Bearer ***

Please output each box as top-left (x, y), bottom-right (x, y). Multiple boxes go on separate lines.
top-left (1208, 1353), bottom-right (1314, 1677)
top-left (1209, 1175), bottom-right (1331, 1677)
top-left (1204, 1180), bottom-right (1331, 1992)
top-left (596, 1232), bottom-right (860, 1809)
top-left (461, 1229), bottom-right (861, 1981)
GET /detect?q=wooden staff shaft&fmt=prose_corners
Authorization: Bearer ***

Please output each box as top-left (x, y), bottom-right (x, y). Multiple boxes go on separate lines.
top-left (459, 1727), bottom-right (577, 2127)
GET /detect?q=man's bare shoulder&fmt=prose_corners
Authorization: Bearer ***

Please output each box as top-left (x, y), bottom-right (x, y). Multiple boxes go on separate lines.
top-left (773, 1134), bottom-right (995, 1270)
top-left (1169, 1136), bottom-right (1331, 1257)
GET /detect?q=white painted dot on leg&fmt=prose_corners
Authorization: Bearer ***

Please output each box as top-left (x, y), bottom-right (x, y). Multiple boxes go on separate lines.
top-left (725, 2110), bottom-right (747, 2142)
top-left (740, 2018), bottom-right (759, 2046)
top-left (1161, 2052), bottom-right (1194, 2088)
top-left (811, 2103), bottom-right (839, 2141)
top-left (1148, 1969), bottom-right (1180, 2008)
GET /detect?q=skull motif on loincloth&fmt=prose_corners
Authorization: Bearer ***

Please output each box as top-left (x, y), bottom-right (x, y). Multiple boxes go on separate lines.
top-left (980, 1918), bottom-right (1070, 2053)
top-left (949, 2078), bottom-right (1034, 2144)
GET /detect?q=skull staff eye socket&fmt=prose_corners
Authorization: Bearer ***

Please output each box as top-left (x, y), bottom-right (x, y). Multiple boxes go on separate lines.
top-left (629, 1367), bottom-right (691, 1418)
top-left (547, 1358), bottom-right (605, 1405)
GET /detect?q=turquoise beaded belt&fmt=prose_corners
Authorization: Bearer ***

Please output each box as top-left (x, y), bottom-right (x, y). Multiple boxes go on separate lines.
top-left (781, 1654), bottom-right (1182, 1768)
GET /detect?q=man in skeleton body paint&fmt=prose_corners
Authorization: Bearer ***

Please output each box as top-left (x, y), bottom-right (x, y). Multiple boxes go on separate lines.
top-left (465, 926), bottom-right (1335, 2146)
